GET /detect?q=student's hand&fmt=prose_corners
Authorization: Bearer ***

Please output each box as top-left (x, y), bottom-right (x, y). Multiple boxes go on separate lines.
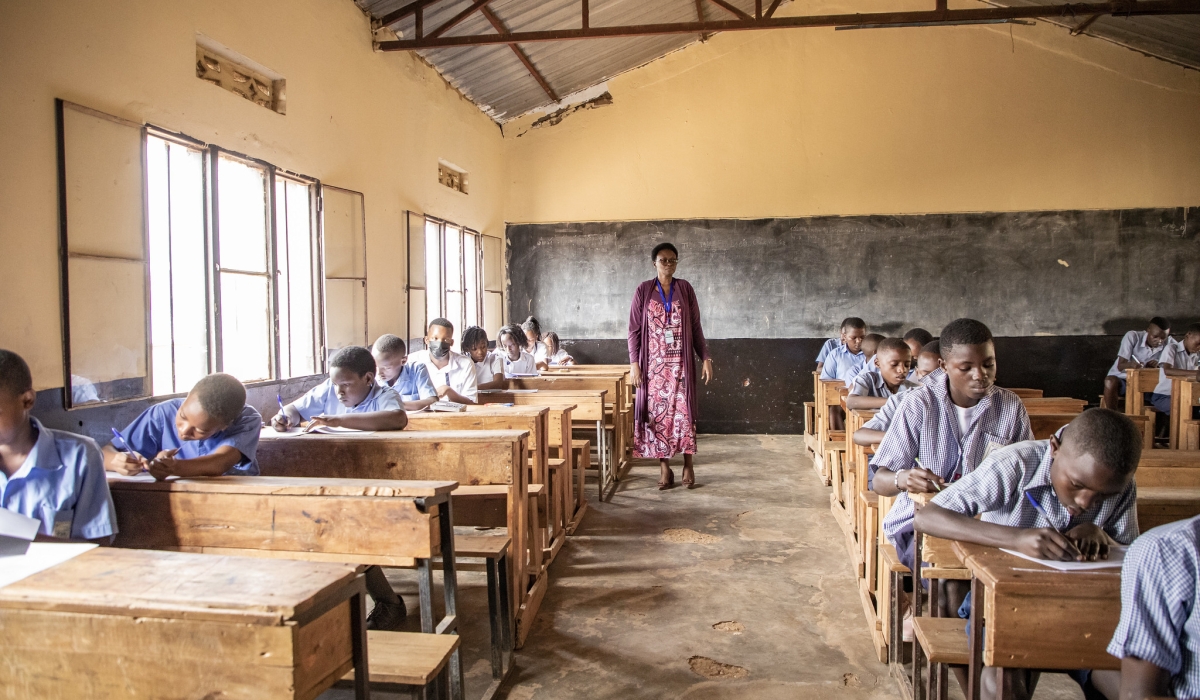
top-left (629, 363), bottom-right (641, 388)
top-left (106, 449), bottom-right (147, 476)
top-left (305, 415), bottom-right (342, 431)
top-left (701, 358), bottom-right (714, 385)
top-left (271, 411), bottom-right (294, 431)
top-left (1066, 523), bottom-right (1113, 561)
top-left (1144, 360), bottom-right (1158, 368)
top-left (1013, 527), bottom-right (1081, 562)
top-left (895, 468), bottom-right (944, 494)
top-left (536, 361), bottom-right (549, 371)
top-left (147, 449), bottom-right (180, 481)
top-left (434, 384), bottom-right (453, 399)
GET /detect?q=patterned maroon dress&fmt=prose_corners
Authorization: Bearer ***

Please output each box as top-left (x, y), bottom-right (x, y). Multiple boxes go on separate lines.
top-left (634, 297), bottom-right (697, 458)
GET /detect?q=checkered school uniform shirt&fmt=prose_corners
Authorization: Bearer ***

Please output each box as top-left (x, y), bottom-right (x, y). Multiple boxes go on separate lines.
top-left (876, 368), bottom-right (1033, 541)
top-left (1108, 516), bottom-right (1200, 699)
top-left (850, 370), bottom-right (921, 400)
top-left (930, 437), bottom-right (1138, 543)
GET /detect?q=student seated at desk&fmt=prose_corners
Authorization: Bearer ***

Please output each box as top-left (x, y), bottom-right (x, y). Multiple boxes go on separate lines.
top-left (544, 332), bottom-right (574, 366)
top-left (463, 325), bottom-right (505, 389)
top-left (845, 333), bottom-right (885, 387)
top-left (408, 318), bottom-right (479, 405)
top-left (853, 342), bottom-right (940, 463)
top-left (816, 317), bottom-right (867, 375)
top-left (847, 338), bottom-right (915, 410)
top-left (107, 373), bottom-right (262, 479)
top-left (1147, 323), bottom-right (1200, 419)
top-left (371, 334), bottom-right (437, 411)
top-left (521, 316), bottom-right (551, 371)
top-left (1103, 317), bottom-right (1171, 411)
top-left (820, 318), bottom-right (868, 384)
top-left (0, 350), bottom-right (115, 543)
top-left (273, 347), bottom-right (407, 431)
top-left (497, 324), bottom-right (539, 376)
top-left (871, 318), bottom-right (1032, 577)
top-left (916, 409), bottom-right (1142, 700)
top-left (1107, 514), bottom-right (1200, 700)
top-left (903, 328), bottom-right (934, 368)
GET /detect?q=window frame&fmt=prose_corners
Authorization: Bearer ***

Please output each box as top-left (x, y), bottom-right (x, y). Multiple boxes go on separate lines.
top-left (413, 214), bottom-right (484, 350)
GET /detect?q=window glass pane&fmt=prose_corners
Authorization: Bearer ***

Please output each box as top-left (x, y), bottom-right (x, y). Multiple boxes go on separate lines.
top-left (220, 273), bottom-right (272, 382)
top-left (324, 278), bottom-right (366, 353)
top-left (424, 220), bottom-right (441, 336)
top-left (444, 226), bottom-right (462, 292)
top-left (148, 138), bottom-right (173, 395)
top-left (464, 232), bottom-right (478, 328)
top-left (284, 180), bottom-right (316, 377)
top-left (408, 288), bottom-right (426, 351)
top-left (446, 291), bottom-right (463, 351)
top-left (274, 179), bottom-right (290, 378)
top-left (217, 155), bottom-right (268, 273)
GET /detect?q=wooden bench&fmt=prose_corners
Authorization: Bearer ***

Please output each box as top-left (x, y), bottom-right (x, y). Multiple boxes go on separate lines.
top-left (816, 379), bottom-right (849, 485)
top-left (1126, 367), bottom-right (1161, 422)
top-left (519, 370), bottom-right (632, 461)
top-left (911, 617), bottom-right (969, 700)
top-left (442, 534), bottom-right (514, 698)
top-left (0, 547), bottom-right (369, 700)
top-left (1138, 487), bottom-right (1200, 530)
top-left (1170, 378), bottom-right (1200, 450)
top-left (337, 630), bottom-right (458, 697)
top-left (256, 429), bottom-right (533, 648)
top-left (108, 475), bottom-right (468, 700)
top-left (1136, 450), bottom-right (1200, 487)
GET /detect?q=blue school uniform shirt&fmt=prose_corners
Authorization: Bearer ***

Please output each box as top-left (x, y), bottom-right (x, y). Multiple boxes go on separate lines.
top-left (820, 344), bottom-right (865, 384)
top-left (291, 380), bottom-right (401, 420)
top-left (121, 399), bottom-right (263, 476)
top-left (1108, 516), bottom-right (1200, 699)
top-left (380, 363), bottom-right (436, 402)
top-left (816, 338), bottom-right (842, 365)
top-left (1, 417), bottom-right (116, 539)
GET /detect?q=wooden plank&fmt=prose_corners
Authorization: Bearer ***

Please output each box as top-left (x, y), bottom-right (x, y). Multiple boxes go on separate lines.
top-left (912, 617), bottom-right (970, 665)
top-left (107, 474), bottom-right (457, 497)
top-left (1137, 486), bottom-right (1200, 530)
top-left (1020, 397), bottom-right (1087, 415)
top-left (294, 599), bottom-right (356, 699)
top-left (340, 630), bottom-right (458, 686)
top-left (1028, 412), bottom-right (1080, 440)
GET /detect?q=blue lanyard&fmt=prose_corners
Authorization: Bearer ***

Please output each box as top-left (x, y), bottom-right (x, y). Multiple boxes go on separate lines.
top-left (656, 279), bottom-right (675, 315)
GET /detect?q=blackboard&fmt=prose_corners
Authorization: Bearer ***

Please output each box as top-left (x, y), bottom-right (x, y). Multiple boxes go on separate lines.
top-left (506, 208), bottom-right (1199, 339)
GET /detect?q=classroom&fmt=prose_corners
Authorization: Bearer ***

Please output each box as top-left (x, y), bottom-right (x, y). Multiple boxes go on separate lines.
top-left (1, 0), bottom-right (1199, 698)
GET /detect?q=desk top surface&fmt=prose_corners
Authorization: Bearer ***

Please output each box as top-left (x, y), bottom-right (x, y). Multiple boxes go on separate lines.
top-left (259, 428), bottom-right (529, 443)
top-left (952, 542), bottom-right (1120, 595)
top-left (0, 547), bottom-right (357, 624)
top-left (106, 474), bottom-right (458, 497)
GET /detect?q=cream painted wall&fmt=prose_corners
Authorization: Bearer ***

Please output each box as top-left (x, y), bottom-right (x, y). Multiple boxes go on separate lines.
top-left (0, 0), bottom-right (504, 390)
top-left (503, 0), bottom-right (1200, 223)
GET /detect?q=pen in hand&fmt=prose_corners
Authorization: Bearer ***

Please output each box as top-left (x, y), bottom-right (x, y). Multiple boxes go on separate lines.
top-left (914, 457), bottom-right (943, 491)
top-left (1024, 491), bottom-right (1082, 559)
top-left (110, 427), bottom-right (152, 473)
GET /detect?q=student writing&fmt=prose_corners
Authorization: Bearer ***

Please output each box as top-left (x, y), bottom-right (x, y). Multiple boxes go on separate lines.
top-left (819, 317), bottom-right (867, 384)
top-left (1103, 317), bottom-right (1171, 411)
top-left (1146, 323), bottom-right (1200, 418)
top-left (521, 316), bottom-right (550, 371)
top-left (274, 346), bottom-right (407, 431)
top-left (372, 334), bottom-right (437, 411)
top-left (544, 332), bottom-right (574, 366)
top-left (463, 325), bottom-right (505, 389)
top-left (408, 318), bottom-right (479, 404)
top-left (847, 337), bottom-right (918, 410)
top-left (107, 373), bottom-right (262, 479)
top-left (0, 350), bottom-right (115, 543)
top-left (497, 324), bottom-right (539, 376)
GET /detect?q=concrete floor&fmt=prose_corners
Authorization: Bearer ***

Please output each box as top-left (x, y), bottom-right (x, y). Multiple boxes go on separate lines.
top-left (325, 434), bottom-right (1086, 700)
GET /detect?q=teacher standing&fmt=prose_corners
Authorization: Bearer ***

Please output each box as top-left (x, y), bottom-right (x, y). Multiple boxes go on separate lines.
top-left (628, 242), bottom-right (714, 490)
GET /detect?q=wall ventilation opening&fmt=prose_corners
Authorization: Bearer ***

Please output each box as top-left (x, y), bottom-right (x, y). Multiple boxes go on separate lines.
top-left (438, 161), bottom-right (468, 194)
top-left (195, 35), bottom-right (286, 114)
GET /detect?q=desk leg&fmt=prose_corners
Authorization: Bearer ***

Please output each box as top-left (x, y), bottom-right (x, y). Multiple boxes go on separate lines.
top-left (596, 421), bottom-right (606, 502)
top-left (437, 500), bottom-right (464, 700)
top-left (483, 551), bottom-right (515, 700)
top-left (967, 577), bottom-right (984, 700)
top-left (350, 583), bottom-right (371, 700)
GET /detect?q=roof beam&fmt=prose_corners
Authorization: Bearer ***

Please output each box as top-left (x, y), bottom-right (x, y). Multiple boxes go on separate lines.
top-left (707, 0), bottom-right (754, 21)
top-left (427, 0), bottom-right (492, 40)
top-left (376, 0), bottom-right (1200, 50)
top-left (765, 0), bottom-right (783, 18)
top-left (376, 0), bottom-right (447, 28)
top-left (480, 6), bottom-right (561, 102)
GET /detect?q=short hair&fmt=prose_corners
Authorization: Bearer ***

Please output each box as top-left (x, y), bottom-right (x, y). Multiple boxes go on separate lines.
top-left (330, 346), bottom-right (376, 376)
top-left (840, 317), bottom-right (867, 331)
top-left (372, 334), bottom-right (406, 356)
top-left (544, 331), bottom-right (561, 353)
top-left (521, 316), bottom-right (541, 339)
top-left (191, 373), bottom-right (247, 425)
top-left (461, 326), bottom-right (489, 351)
top-left (1062, 408), bottom-right (1143, 477)
top-left (877, 337), bottom-right (911, 356)
top-left (1184, 322), bottom-right (1200, 336)
top-left (429, 317), bottom-right (454, 334)
top-left (862, 333), bottom-right (885, 353)
top-left (651, 242), bottom-right (678, 261)
top-left (498, 324), bottom-right (529, 349)
top-left (920, 340), bottom-right (941, 356)
top-left (939, 318), bottom-right (993, 358)
top-left (1149, 317), bottom-right (1171, 332)
top-left (903, 328), bottom-right (934, 347)
top-left (0, 349), bottom-right (33, 396)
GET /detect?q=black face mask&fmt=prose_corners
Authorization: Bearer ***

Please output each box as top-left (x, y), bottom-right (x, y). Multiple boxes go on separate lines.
top-left (428, 340), bottom-right (450, 359)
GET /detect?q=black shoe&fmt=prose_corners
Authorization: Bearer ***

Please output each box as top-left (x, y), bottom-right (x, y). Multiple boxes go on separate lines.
top-left (366, 597), bottom-right (407, 631)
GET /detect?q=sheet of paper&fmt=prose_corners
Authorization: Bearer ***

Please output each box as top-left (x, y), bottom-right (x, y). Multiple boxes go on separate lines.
top-left (0, 542), bottom-right (98, 588)
top-left (1000, 545), bottom-right (1128, 571)
top-left (309, 426), bottom-right (374, 435)
top-left (505, 373), bottom-right (540, 378)
top-left (260, 426), bottom-right (305, 439)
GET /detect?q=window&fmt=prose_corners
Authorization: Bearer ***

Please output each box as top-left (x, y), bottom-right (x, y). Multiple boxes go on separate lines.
top-left (58, 99), bottom-right (327, 407)
top-left (409, 215), bottom-right (490, 351)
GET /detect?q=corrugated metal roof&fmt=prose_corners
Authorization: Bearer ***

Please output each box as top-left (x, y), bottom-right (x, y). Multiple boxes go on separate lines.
top-left (357, 0), bottom-right (1200, 123)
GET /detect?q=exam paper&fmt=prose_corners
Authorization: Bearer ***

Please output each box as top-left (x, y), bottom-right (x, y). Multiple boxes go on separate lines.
top-left (259, 425), bottom-right (375, 439)
top-left (1000, 545), bottom-right (1128, 571)
top-left (0, 542), bottom-right (98, 588)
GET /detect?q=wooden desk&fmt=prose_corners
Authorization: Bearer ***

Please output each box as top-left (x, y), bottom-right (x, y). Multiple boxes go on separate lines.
top-left (1138, 486), bottom-right (1200, 530)
top-left (953, 541), bottom-right (1121, 700)
top-left (1135, 450), bottom-right (1200, 487)
top-left (1126, 368), bottom-right (1160, 419)
top-left (0, 547), bottom-right (368, 700)
top-left (1170, 378), bottom-right (1200, 450)
top-left (1020, 397), bottom-right (1087, 415)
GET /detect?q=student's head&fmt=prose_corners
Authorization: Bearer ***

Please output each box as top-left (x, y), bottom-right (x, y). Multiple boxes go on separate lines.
top-left (328, 346), bottom-right (377, 408)
top-left (939, 318), bottom-right (996, 403)
top-left (874, 338), bottom-right (912, 388)
top-left (426, 318), bottom-right (454, 358)
top-left (1183, 323), bottom-right (1200, 354)
top-left (839, 318), bottom-right (867, 355)
top-left (178, 373), bottom-right (246, 441)
top-left (651, 243), bottom-right (679, 278)
top-left (913, 341), bottom-right (942, 381)
top-left (498, 325), bottom-right (530, 361)
top-left (1147, 317), bottom-right (1171, 348)
top-left (461, 326), bottom-right (490, 363)
top-left (1049, 409), bottom-right (1142, 516)
top-left (862, 333), bottom-right (884, 360)
top-left (544, 332), bottom-right (562, 355)
top-left (521, 316), bottom-right (541, 345)
top-left (371, 334), bottom-right (407, 384)
top-left (0, 350), bottom-right (35, 443)
top-left (903, 328), bottom-right (934, 361)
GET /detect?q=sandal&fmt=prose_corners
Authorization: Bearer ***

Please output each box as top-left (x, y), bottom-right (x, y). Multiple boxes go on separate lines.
top-left (658, 469), bottom-right (676, 490)
top-left (682, 467), bottom-right (696, 489)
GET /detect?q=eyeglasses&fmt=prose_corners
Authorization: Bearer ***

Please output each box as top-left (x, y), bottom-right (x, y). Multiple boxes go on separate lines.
top-left (655, 258), bottom-right (678, 265)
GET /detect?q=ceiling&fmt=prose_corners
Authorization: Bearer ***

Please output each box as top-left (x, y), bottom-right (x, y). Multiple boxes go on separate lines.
top-left (356, 0), bottom-right (1200, 123)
